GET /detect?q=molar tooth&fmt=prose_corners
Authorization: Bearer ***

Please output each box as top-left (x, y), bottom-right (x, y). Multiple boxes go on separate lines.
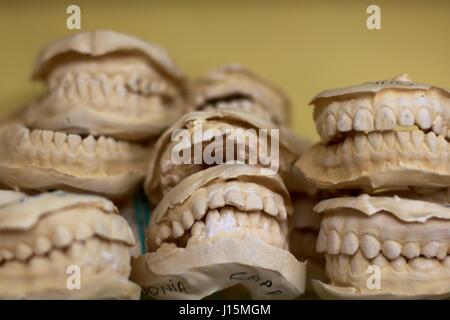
top-left (74, 223), bottom-right (93, 241)
top-left (34, 236), bottom-right (52, 255)
top-left (409, 257), bottom-right (439, 271)
top-left (192, 199), bottom-right (208, 220)
top-left (375, 106), bottom-right (396, 130)
top-left (381, 240), bottom-right (401, 260)
top-left (191, 221), bottom-right (206, 237)
top-left (367, 132), bottom-right (383, 150)
top-left (30, 130), bottom-right (42, 145)
top-left (42, 130), bottom-right (54, 147)
top-left (402, 242), bottom-right (420, 259)
top-left (54, 132), bottom-right (66, 148)
top-left (83, 135), bottom-right (97, 153)
top-left (361, 234), bottom-right (380, 259)
top-left (337, 112), bottom-right (352, 132)
top-left (353, 133), bottom-right (368, 153)
top-left (172, 221), bottom-right (184, 239)
top-left (1, 249), bottom-right (14, 261)
top-left (371, 254), bottom-right (388, 268)
top-left (181, 210), bottom-right (194, 229)
top-left (235, 211), bottom-right (249, 227)
top-left (224, 189), bottom-right (245, 210)
top-left (350, 250), bottom-right (369, 274)
top-left (245, 193), bottom-right (263, 211)
top-left (425, 132), bottom-right (438, 153)
top-left (326, 113), bottom-right (337, 138)
top-left (16, 242), bottom-right (33, 261)
top-left (263, 196), bottom-right (278, 217)
top-left (316, 229), bottom-right (327, 253)
top-left (327, 230), bottom-right (341, 255)
top-left (209, 192), bottom-right (225, 209)
top-left (342, 232), bottom-right (359, 255)
top-left (432, 114), bottom-right (443, 134)
top-left (411, 130), bottom-right (424, 148)
top-left (52, 226), bottom-right (73, 248)
top-left (159, 222), bottom-right (172, 240)
top-left (398, 107), bottom-right (414, 126)
top-left (353, 109), bottom-right (374, 132)
top-left (422, 241), bottom-right (442, 258)
top-left (29, 256), bottom-right (50, 273)
top-left (391, 256), bottom-right (407, 271)
top-left (67, 134), bottom-right (82, 152)
top-left (416, 108), bottom-right (432, 129)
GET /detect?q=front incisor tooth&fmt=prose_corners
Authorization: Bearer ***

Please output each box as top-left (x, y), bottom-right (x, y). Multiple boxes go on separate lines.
top-left (342, 232), bottom-right (359, 255)
top-left (395, 131), bottom-right (411, 150)
top-left (411, 130), bottom-right (424, 148)
top-left (353, 109), bottom-right (374, 132)
top-left (337, 112), bottom-right (352, 132)
top-left (52, 226), bottom-right (73, 248)
top-left (224, 189), bottom-right (245, 210)
top-left (34, 236), bottom-right (52, 255)
top-left (327, 230), bottom-right (341, 255)
top-left (316, 229), bottom-right (327, 253)
top-left (354, 133), bottom-right (368, 153)
top-left (416, 108), bottom-right (432, 129)
top-left (16, 242), bottom-right (33, 261)
top-left (172, 221), bottom-right (184, 239)
top-left (375, 106), bottom-right (396, 130)
top-left (401, 242), bottom-right (420, 259)
top-left (181, 210), bottom-right (194, 229)
top-left (381, 240), bottom-right (401, 260)
top-left (249, 212), bottom-right (261, 226)
top-left (236, 211), bottom-right (249, 227)
top-left (245, 193), bottom-right (263, 211)
top-left (205, 209), bottom-right (221, 228)
top-left (361, 234), bottom-right (380, 259)
top-left (398, 107), bottom-right (414, 126)
top-left (192, 199), bottom-right (207, 220)
top-left (367, 132), bottom-right (383, 150)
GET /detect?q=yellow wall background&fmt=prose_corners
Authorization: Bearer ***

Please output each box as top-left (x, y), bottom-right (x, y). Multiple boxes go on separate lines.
top-left (0, 0), bottom-right (449, 141)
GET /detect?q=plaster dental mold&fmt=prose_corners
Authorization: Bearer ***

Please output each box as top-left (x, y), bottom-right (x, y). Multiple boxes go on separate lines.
top-left (289, 195), bottom-right (326, 291)
top-left (0, 190), bottom-right (140, 299)
top-left (131, 165), bottom-right (306, 299)
top-left (0, 122), bottom-right (150, 198)
top-left (144, 108), bottom-right (310, 203)
top-left (312, 194), bottom-right (450, 299)
top-left (297, 74), bottom-right (450, 191)
top-left (188, 64), bottom-right (291, 125)
top-left (22, 30), bottom-right (186, 141)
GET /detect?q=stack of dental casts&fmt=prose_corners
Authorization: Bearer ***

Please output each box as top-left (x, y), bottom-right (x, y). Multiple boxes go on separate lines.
top-left (131, 65), bottom-right (311, 299)
top-left (0, 30), bottom-right (186, 299)
top-left (298, 74), bottom-right (450, 299)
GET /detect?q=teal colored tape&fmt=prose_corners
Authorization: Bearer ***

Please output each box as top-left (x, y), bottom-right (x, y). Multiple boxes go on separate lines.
top-left (133, 190), bottom-right (150, 254)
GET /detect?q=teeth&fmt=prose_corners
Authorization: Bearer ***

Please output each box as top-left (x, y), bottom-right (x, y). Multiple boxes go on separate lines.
top-left (327, 230), bottom-right (341, 254)
top-left (326, 113), bottom-right (337, 138)
top-left (342, 232), bottom-right (359, 255)
top-left (350, 250), bottom-right (369, 274)
top-left (76, 73), bottom-right (90, 97)
top-left (411, 130), bottom-right (424, 148)
top-left (402, 242), bottom-right (420, 259)
top-left (67, 134), bottom-right (82, 152)
top-left (371, 254), bottom-right (388, 268)
top-left (422, 241), bottom-right (442, 258)
top-left (90, 80), bottom-right (106, 105)
top-left (52, 226), bottom-right (73, 248)
top-left (192, 199), bottom-right (208, 220)
top-left (337, 112), bottom-right (352, 132)
top-left (172, 221), bottom-right (184, 239)
top-left (220, 207), bottom-right (237, 228)
top-left (278, 206), bottom-right (287, 221)
top-left (391, 256), bottom-right (407, 271)
top-left (409, 257), bottom-right (439, 271)
top-left (83, 135), bottom-right (97, 153)
top-left (432, 115), bottom-right (443, 134)
top-left (259, 215), bottom-right (271, 230)
top-left (245, 193), bottom-right (263, 211)
top-left (375, 106), bottom-right (396, 130)
top-left (181, 210), bottom-right (195, 229)
top-left (354, 133), bottom-right (368, 153)
top-left (398, 107), bottom-right (414, 126)
top-left (395, 131), bottom-right (411, 150)
top-left (263, 196), bottom-right (278, 217)
top-left (68, 242), bottom-right (84, 259)
top-left (444, 257), bottom-right (450, 268)
top-left (42, 130), bottom-right (54, 147)
top-left (54, 132), bottom-right (66, 148)
top-left (224, 189), bottom-right (245, 210)
top-left (367, 132), bottom-right (383, 150)
top-left (74, 223), bottom-right (94, 241)
top-left (34, 236), bottom-right (52, 255)
top-left (416, 108), bottom-right (432, 129)
top-left (235, 211), bottom-right (249, 227)
top-left (316, 229), bottom-right (327, 253)
top-left (205, 209), bottom-right (221, 229)
top-left (209, 192), bottom-right (225, 209)
top-left (30, 130), bottom-right (42, 145)
top-left (426, 132), bottom-right (438, 153)
top-left (361, 234), bottom-right (380, 259)
top-left (249, 212), bottom-right (261, 226)
top-left (381, 240), bottom-right (401, 260)
top-left (191, 221), bottom-right (206, 237)
top-left (353, 109), bottom-right (374, 131)
top-left (29, 256), bottom-right (50, 273)
top-left (49, 250), bottom-right (66, 264)
top-left (159, 222), bottom-right (172, 240)
top-left (270, 219), bottom-right (281, 234)
top-left (15, 242), bottom-right (33, 261)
